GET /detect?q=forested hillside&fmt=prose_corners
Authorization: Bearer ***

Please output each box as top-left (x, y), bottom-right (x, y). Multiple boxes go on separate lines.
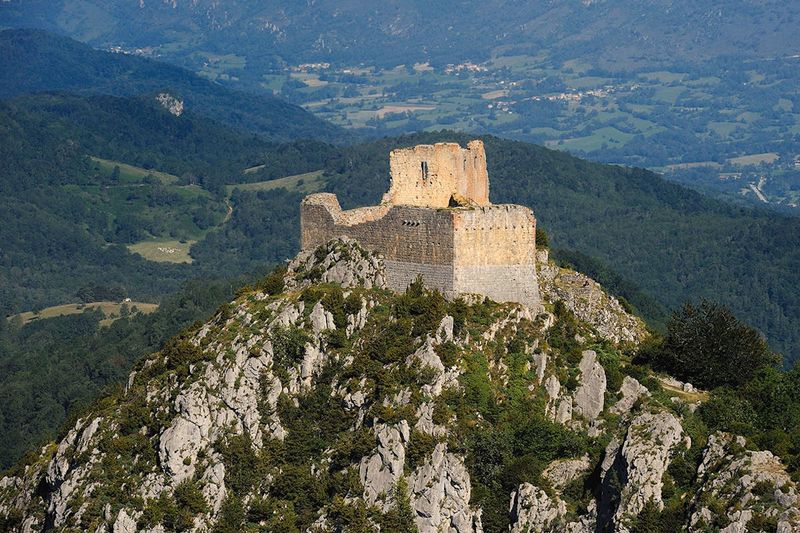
top-left (3, 97), bottom-right (798, 363)
top-left (2, 0), bottom-right (796, 74)
top-left (0, 278), bottom-right (242, 470)
top-left (0, 29), bottom-right (348, 142)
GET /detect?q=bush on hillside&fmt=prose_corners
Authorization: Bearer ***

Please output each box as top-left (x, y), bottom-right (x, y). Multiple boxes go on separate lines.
top-left (637, 300), bottom-right (778, 388)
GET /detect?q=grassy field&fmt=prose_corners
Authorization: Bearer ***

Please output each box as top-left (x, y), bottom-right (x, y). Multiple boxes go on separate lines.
top-left (10, 301), bottom-right (159, 326)
top-left (195, 52), bottom-right (246, 82)
top-left (226, 170), bottom-right (326, 195)
top-left (728, 152), bottom-right (779, 166)
top-left (90, 157), bottom-right (180, 184)
top-left (128, 239), bottom-right (196, 263)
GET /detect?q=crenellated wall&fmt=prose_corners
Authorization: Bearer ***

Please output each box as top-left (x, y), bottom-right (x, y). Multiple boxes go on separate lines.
top-left (300, 195), bottom-right (540, 308)
top-left (452, 205), bottom-right (540, 308)
top-left (299, 140), bottom-right (539, 309)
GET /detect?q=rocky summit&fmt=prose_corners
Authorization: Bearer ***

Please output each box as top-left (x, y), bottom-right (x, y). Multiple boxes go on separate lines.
top-left (1, 238), bottom-right (798, 532)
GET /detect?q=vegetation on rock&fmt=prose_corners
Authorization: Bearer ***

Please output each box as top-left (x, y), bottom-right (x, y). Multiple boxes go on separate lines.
top-left (1, 240), bottom-right (797, 532)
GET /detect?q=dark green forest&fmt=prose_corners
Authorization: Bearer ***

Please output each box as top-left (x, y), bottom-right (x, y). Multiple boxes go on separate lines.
top-left (0, 277), bottom-right (244, 469)
top-left (0, 92), bottom-right (319, 315)
top-left (0, 29), bottom-right (349, 143)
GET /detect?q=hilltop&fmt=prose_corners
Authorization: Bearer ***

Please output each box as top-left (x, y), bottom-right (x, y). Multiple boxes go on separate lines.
top-left (1, 240), bottom-right (797, 532)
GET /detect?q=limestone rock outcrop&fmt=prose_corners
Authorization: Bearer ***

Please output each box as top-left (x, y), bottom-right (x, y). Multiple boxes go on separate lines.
top-left (509, 483), bottom-right (566, 533)
top-left (155, 92), bottom-right (184, 116)
top-left (573, 349), bottom-right (606, 422)
top-left (359, 422), bottom-right (409, 508)
top-left (409, 443), bottom-right (482, 533)
top-left (537, 251), bottom-right (647, 344)
top-left (542, 455), bottom-right (591, 492)
top-left (600, 410), bottom-right (684, 531)
top-left (286, 236), bottom-right (387, 291)
top-left (689, 433), bottom-right (800, 532)
top-left (1, 238), bottom-right (795, 533)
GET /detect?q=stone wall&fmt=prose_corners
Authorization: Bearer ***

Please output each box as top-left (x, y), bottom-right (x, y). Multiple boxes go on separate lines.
top-left (452, 205), bottom-right (540, 307)
top-left (301, 194), bottom-right (456, 265)
top-left (300, 194), bottom-right (540, 308)
top-left (382, 140), bottom-right (489, 208)
top-left (299, 139), bottom-right (539, 308)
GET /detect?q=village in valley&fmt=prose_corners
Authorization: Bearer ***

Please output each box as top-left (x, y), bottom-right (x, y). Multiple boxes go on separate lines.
top-left (232, 53), bottom-right (800, 211)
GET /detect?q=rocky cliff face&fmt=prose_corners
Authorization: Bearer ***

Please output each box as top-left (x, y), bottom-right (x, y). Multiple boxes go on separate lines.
top-left (1, 239), bottom-right (797, 532)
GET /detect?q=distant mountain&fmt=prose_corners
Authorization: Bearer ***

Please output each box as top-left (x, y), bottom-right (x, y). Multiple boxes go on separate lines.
top-left (1, 1), bottom-right (797, 74)
top-left (0, 29), bottom-right (349, 142)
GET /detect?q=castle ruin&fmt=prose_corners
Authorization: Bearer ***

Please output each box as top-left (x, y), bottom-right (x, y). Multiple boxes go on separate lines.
top-left (300, 140), bottom-right (541, 308)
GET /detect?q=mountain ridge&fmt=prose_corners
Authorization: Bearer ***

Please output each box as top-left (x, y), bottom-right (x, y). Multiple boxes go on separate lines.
top-left (0, 28), bottom-right (350, 143)
top-left (3, 1), bottom-right (798, 73)
top-left (1, 239), bottom-right (797, 532)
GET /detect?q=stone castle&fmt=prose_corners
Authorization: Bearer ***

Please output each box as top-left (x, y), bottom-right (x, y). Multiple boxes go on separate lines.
top-left (300, 140), bottom-right (541, 308)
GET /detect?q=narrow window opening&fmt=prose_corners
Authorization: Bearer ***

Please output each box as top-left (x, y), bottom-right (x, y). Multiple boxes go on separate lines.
top-left (421, 161), bottom-right (429, 181)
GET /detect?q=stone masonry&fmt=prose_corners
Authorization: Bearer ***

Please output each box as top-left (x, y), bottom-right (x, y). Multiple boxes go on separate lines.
top-left (300, 140), bottom-right (541, 309)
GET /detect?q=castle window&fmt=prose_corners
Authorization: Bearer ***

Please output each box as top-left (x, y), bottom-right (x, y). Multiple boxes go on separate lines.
top-left (421, 161), bottom-right (429, 181)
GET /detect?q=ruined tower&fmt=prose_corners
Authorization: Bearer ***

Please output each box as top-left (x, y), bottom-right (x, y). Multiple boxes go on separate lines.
top-left (300, 140), bottom-right (541, 309)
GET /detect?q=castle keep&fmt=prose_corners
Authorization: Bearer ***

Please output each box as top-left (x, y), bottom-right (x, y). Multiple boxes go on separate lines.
top-left (300, 140), bottom-right (541, 308)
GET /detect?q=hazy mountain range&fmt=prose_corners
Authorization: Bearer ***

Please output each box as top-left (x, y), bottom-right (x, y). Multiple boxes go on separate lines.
top-left (3, 0), bottom-right (798, 72)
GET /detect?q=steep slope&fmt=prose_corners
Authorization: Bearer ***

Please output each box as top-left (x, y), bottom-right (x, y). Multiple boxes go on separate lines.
top-left (322, 132), bottom-right (800, 364)
top-left (1, 239), bottom-right (796, 532)
top-left (0, 29), bottom-right (348, 143)
top-left (1, 1), bottom-right (796, 72)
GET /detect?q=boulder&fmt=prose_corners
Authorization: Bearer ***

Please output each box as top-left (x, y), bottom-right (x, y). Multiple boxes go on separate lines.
top-left (509, 483), bottom-right (566, 533)
top-left (611, 376), bottom-right (649, 416)
top-left (573, 350), bottom-right (606, 421)
top-left (409, 443), bottom-right (482, 533)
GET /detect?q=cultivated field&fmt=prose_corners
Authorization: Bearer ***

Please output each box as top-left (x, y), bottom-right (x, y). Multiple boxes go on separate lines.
top-left (128, 239), bottom-right (196, 263)
top-left (91, 157), bottom-right (180, 184)
top-left (10, 301), bottom-right (159, 326)
top-left (226, 170), bottom-right (326, 195)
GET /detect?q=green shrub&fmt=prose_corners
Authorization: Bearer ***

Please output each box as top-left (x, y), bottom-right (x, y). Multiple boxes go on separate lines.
top-left (629, 499), bottom-right (662, 533)
top-left (118, 398), bottom-right (151, 436)
top-left (215, 433), bottom-right (261, 495)
top-left (212, 496), bottom-right (246, 533)
top-left (435, 341), bottom-right (460, 367)
top-left (259, 264), bottom-right (287, 295)
top-left (174, 480), bottom-right (208, 515)
top-left (272, 326), bottom-right (311, 366)
top-left (536, 226), bottom-right (550, 249)
top-left (405, 430), bottom-right (437, 473)
top-left (698, 388), bottom-right (757, 435)
top-left (547, 301), bottom-right (582, 363)
top-left (638, 300), bottom-right (778, 389)
top-left (162, 337), bottom-right (206, 371)
top-left (378, 478), bottom-right (419, 533)
top-left (140, 491), bottom-right (196, 531)
top-left (395, 277), bottom-right (447, 337)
